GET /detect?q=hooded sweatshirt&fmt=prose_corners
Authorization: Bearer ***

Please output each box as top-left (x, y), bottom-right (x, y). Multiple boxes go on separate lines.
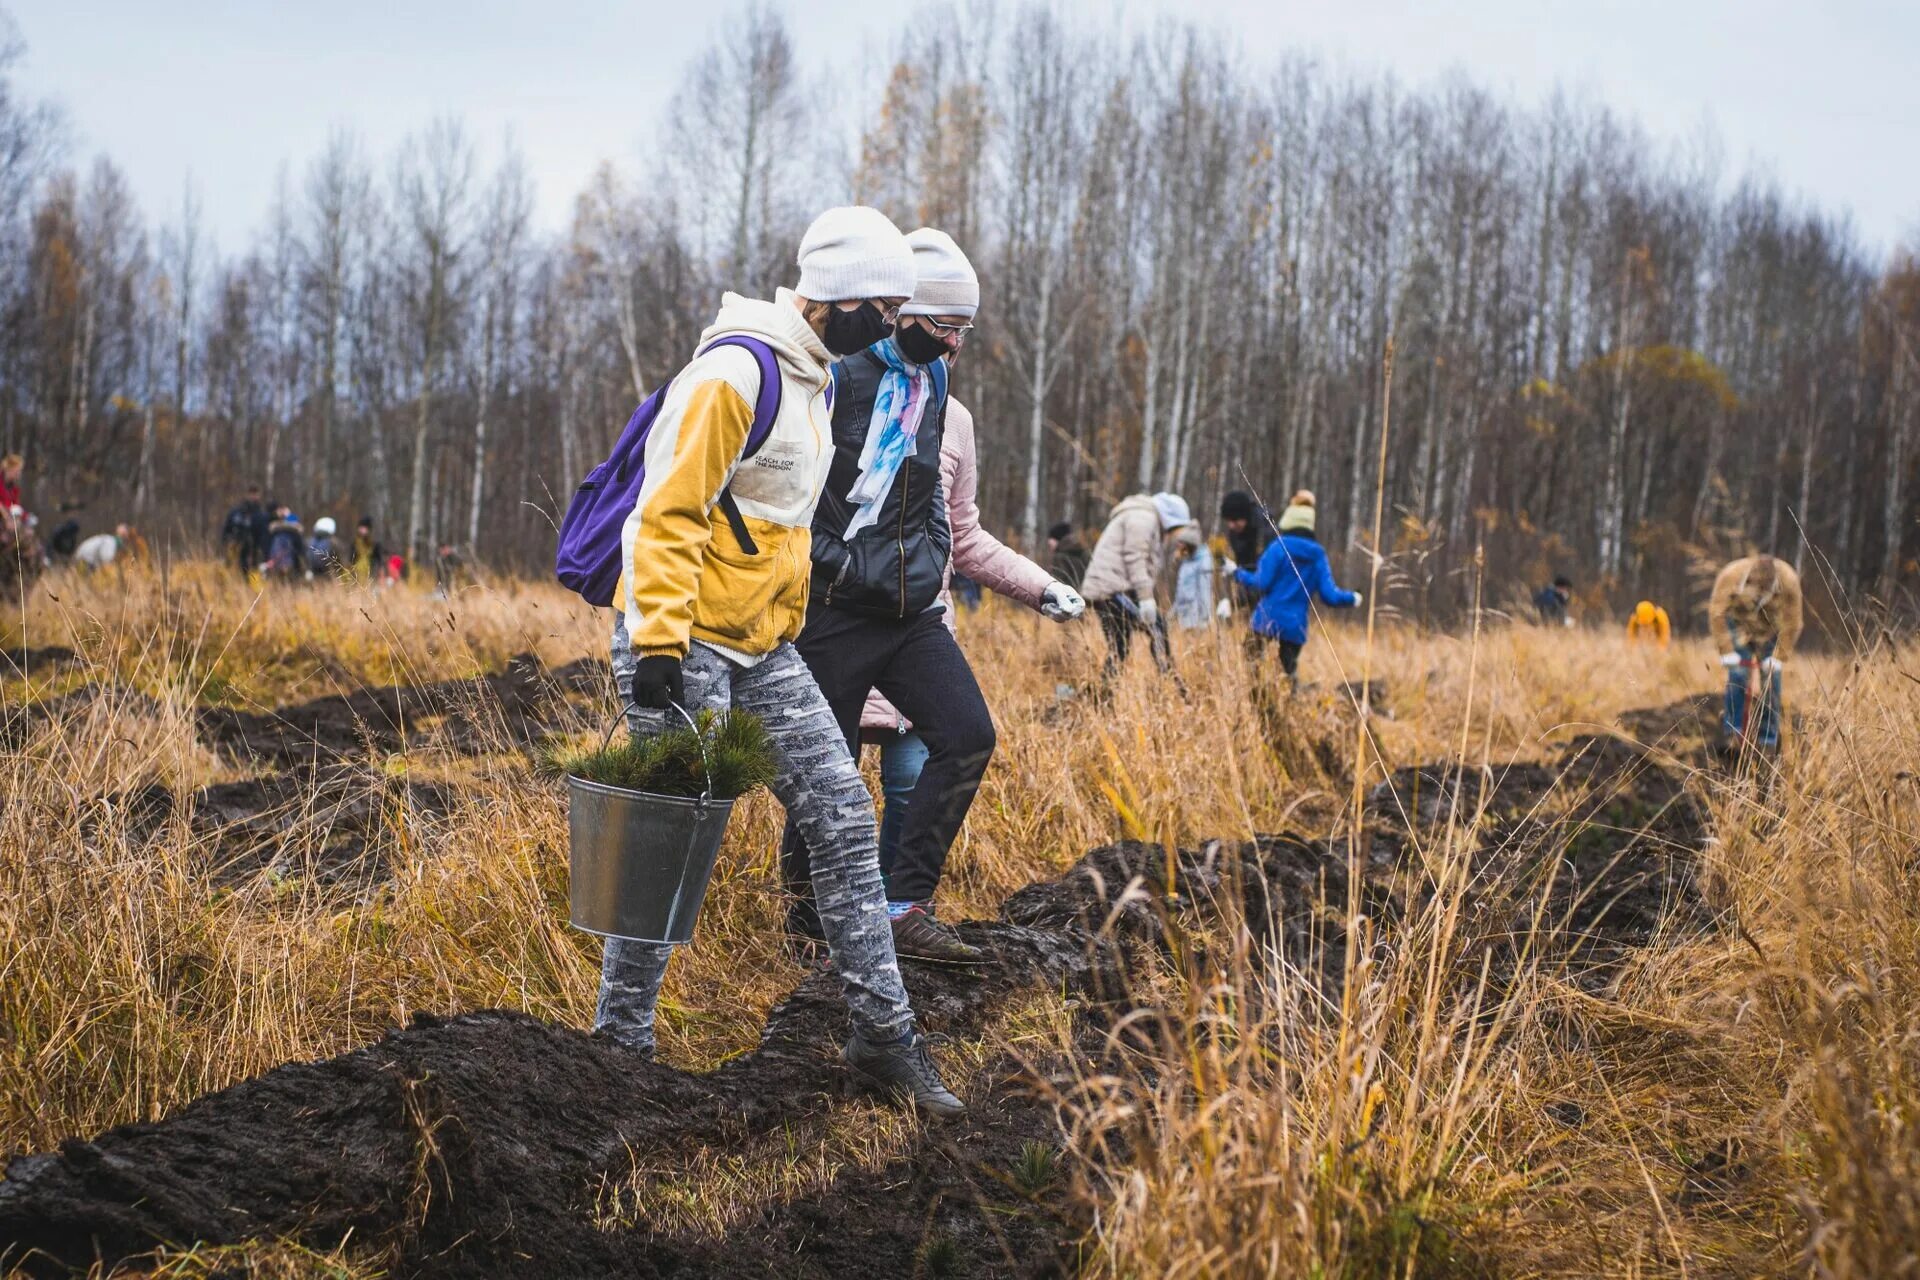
top-left (618, 289), bottom-right (836, 664)
top-left (1080, 495), bottom-right (1165, 603)
top-left (1234, 530), bottom-right (1358, 644)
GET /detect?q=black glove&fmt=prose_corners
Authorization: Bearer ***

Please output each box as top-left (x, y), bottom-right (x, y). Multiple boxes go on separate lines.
top-left (632, 655), bottom-right (685, 710)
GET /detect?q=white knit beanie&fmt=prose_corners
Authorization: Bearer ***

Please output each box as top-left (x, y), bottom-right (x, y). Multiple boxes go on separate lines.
top-left (1151, 492), bottom-right (1192, 531)
top-left (795, 206), bottom-right (918, 303)
top-left (899, 228), bottom-right (980, 319)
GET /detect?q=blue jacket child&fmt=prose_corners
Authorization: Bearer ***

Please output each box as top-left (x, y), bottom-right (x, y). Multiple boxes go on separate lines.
top-left (1232, 491), bottom-right (1359, 644)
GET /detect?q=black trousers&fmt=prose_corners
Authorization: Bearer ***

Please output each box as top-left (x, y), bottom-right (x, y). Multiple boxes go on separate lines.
top-left (783, 605), bottom-right (996, 919)
top-left (1094, 595), bottom-right (1173, 674)
top-left (1249, 631), bottom-right (1304, 678)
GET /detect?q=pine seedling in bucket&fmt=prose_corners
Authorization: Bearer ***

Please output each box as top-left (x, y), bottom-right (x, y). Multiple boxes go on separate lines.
top-left (553, 709), bottom-right (778, 944)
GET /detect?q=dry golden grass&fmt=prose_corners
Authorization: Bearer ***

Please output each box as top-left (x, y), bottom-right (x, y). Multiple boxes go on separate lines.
top-left (3, 560), bottom-right (1917, 1277)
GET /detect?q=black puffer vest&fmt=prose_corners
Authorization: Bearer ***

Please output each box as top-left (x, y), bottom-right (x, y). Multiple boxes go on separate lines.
top-left (808, 347), bottom-right (951, 619)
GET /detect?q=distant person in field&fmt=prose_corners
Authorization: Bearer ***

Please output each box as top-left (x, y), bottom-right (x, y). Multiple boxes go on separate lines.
top-left (1534, 575), bottom-right (1573, 627)
top-left (1218, 489), bottom-right (1270, 616)
top-left (1047, 521), bottom-right (1090, 589)
top-left (1170, 523), bottom-right (1215, 629)
top-left (75, 523), bottom-right (136, 572)
top-left (1626, 599), bottom-right (1671, 648)
top-left (46, 518), bottom-right (80, 562)
top-left (0, 453), bottom-right (23, 520)
top-left (599, 205), bottom-right (964, 1118)
top-left (1082, 491), bottom-right (1193, 675)
top-left (350, 518), bottom-right (384, 582)
top-left (787, 227), bottom-right (1084, 969)
top-left (221, 486), bottom-right (269, 576)
top-left (308, 517), bottom-right (342, 578)
top-left (434, 543), bottom-right (464, 597)
top-left (0, 453), bottom-right (28, 571)
top-left (264, 505), bottom-right (306, 579)
top-left (1231, 489), bottom-right (1360, 682)
top-left (1709, 554), bottom-right (1803, 753)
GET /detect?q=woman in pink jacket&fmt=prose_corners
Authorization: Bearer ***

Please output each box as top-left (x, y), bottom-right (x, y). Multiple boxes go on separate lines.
top-left (859, 391), bottom-right (1072, 927)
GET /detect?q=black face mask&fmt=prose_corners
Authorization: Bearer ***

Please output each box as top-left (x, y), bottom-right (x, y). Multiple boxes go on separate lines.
top-left (820, 301), bottom-right (894, 356)
top-left (893, 320), bottom-right (949, 366)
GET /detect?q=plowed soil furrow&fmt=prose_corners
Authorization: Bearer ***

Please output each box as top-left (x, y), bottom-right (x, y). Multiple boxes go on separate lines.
top-left (0, 710), bottom-right (1718, 1278)
top-left (195, 654), bottom-right (606, 764)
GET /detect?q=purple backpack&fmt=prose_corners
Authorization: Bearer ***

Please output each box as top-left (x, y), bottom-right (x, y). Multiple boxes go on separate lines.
top-left (555, 336), bottom-right (783, 607)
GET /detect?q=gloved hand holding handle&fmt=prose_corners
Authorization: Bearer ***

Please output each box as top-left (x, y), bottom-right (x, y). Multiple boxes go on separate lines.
top-left (1138, 598), bottom-right (1159, 627)
top-left (632, 655), bottom-right (685, 710)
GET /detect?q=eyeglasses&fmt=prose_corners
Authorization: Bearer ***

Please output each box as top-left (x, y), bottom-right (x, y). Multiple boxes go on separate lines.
top-left (841, 298), bottom-right (907, 325)
top-left (924, 317), bottom-right (975, 338)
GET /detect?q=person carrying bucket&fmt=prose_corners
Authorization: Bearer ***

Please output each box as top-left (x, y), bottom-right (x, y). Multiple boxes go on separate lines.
top-left (1708, 553), bottom-right (1802, 755)
top-left (786, 227), bottom-right (1085, 967)
top-left (598, 206), bottom-right (964, 1118)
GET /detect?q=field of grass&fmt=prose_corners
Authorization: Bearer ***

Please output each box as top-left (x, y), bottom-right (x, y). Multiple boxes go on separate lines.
top-left (3, 560), bottom-right (1917, 1278)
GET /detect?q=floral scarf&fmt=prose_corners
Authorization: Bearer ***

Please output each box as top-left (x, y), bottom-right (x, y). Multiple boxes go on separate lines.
top-left (842, 338), bottom-right (933, 538)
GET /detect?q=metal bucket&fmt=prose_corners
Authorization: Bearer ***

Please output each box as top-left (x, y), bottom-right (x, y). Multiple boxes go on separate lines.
top-left (567, 775), bottom-right (735, 944)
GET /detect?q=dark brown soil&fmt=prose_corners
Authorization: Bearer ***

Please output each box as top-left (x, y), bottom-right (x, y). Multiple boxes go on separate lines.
top-left (0, 683), bottom-right (172, 750)
top-left (0, 701), bottom-right (1721, 1279)
top-left (0, 915), bottom-right (1111, 1279)
top-left (105, 767), bottom-right (460, 889)
top-left (0, 646), bottom-right (77, 676)
top-left (1617, 693), bottom-right (1725, 749)
top-left (195, 653), bottom-right (608, 765)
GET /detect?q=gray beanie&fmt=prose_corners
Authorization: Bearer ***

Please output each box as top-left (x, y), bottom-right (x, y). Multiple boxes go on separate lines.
top-left (900, 228), bottom-right (979, 319)
top-left (1151, 492), bottom-right (1192, 530)
top-left (796, 206), bottom-right (917, 303)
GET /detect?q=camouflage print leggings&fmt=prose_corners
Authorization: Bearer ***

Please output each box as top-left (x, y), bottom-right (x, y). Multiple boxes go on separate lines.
top-left (595, 621), bottom-right (915, 1054)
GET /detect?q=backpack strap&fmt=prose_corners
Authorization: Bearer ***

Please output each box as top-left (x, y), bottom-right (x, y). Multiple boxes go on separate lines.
top-left (698, 336), bottom-right (785, 557)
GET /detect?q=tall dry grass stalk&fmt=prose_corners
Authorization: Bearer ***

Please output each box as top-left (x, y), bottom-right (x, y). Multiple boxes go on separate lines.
top-left (4, 559), bottom-right (1916, 1277)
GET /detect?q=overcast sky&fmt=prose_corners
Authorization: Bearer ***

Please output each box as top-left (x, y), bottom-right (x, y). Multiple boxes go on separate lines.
top-left (10, 0), bottom-right (1918, 259)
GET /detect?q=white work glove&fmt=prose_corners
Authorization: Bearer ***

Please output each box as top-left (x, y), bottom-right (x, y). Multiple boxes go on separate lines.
top-left (1351, 591), bottom-right (1364, 608)
top-left (1221, 557), bottom-right (1239, 574)
top-left (1040, 581), bottom-right (1086, 622)
top-left (1763, 656), bottom-right (1783, 673)
top-left (1720, 652), bottom-right (1743, 667)
top-left (1214, 598), bottom-right (1233, 621)
top-left (1138, 599), bottom-right (1159, 627)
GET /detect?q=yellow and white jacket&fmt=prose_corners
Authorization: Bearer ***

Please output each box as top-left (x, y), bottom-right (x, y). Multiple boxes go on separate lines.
top-left (618, 289), bottom-right (835, 664)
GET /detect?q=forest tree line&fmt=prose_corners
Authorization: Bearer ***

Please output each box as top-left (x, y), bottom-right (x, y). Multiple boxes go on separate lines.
top-left (2, 4), bottom-right (1917, 626)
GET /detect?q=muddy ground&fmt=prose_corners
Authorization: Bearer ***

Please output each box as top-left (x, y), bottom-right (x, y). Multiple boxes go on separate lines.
top-left (194, 652), bottom-right (607, 765)
top-left (0, 672), bottom-right (1727, 1278)
top-left (103, 768), bottom-right (462, 888)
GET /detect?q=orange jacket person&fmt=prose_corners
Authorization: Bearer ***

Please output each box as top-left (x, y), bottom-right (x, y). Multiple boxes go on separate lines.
top-left (1625, 600), bottom-right (1670, 648)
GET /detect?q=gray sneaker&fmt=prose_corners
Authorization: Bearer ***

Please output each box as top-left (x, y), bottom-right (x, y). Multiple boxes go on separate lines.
top-left (890, 905), bottom-right (986, 966)
top-left (842, 1030), bottom-right (967, 1120)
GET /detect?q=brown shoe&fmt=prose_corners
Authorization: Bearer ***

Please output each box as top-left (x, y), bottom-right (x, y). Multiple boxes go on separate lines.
top-left (890, 906), bottom-right (986, 966)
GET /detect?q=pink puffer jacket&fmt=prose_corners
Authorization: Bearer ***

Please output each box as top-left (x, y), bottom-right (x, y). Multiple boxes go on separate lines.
top-left (861, 396), bottom-right (1053, 734)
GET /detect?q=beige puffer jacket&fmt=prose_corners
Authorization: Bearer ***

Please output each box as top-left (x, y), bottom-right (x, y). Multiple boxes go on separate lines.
top-left (1079, 494), bottom-right (1163, 603)
top-left (1708, 555), bottom-right (1804, 655)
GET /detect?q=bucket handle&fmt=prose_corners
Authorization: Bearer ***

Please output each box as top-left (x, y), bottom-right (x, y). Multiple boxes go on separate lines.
top-left (603, 697), bottom-right (716, 804)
